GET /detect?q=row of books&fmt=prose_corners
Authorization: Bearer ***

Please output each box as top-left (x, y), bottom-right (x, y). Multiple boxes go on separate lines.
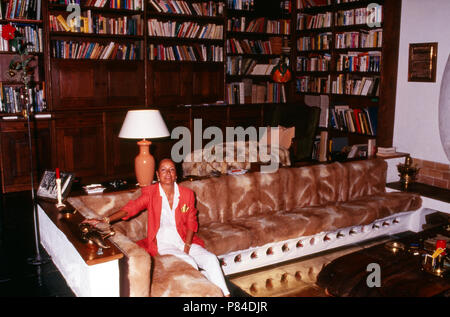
top-left (330, 105), bottom-right (377, 136)
top-left (336, 51), bottom-right (381, 72)
top-left (296, 75), bottom-right (330, 94)
top-left (148, 19), bottom-right (223, 39)
top-left (226, 80), bottom-right (287, 104)
top-left (2, 0), bottom-right (41, 20)
top-left (148, 43), bottom-right (223, 62)
top-left (332, 74), bottom-right (379, 96)
top-left (296, 53), bottom-right (331, 72)
top-left (50, 13), bottom-right (143, 35)
top-left (227, 0), bottom-right (255, 11)
top-left (226, 56), bottom-right (255, 75)
top-left (335, 29), bottom-right (382, 49)
top-left (0, 83), bottom-right (46, 114)
top-left (52, 40), bottom-right (142, 60)
top-left (50, 0), bottom-right (144, 10)
top-left (227, 17), bottom-right (290, 35)
top-left (227, 38), bottom-right (272, 55)
top-left (297, 33), bottom-right (332, 51)
top-left (297, 12), bottom-right (332, 30)
top-left (297, 0), bottom-right (331, 9)
top-left (335, 6), bottom-right (383, 26)
top-left (149, 0), bottom-right (224, 16)
top-left (0, 24), bottom-right (43, 53)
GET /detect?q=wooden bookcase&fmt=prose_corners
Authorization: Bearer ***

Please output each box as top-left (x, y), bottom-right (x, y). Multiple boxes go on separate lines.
top-left (292, 0), bottom-right (401, 156)
top-left (0, 0), bottom-right (402, 193)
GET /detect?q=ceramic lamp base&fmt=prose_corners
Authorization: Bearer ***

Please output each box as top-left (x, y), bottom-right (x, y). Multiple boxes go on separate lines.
top-left (135, 139), bottom-right (155, 187)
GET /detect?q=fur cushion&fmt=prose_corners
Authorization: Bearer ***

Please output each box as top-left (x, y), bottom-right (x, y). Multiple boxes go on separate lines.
top-left (150, 255), bottom-right (223, 297)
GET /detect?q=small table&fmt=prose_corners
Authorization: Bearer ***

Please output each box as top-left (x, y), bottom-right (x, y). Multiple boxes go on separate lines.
top-left (316, 213), bottom-right (450, 297)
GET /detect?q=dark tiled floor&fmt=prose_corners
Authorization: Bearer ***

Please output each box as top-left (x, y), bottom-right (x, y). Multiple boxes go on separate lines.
top-left (0, 191), bottom-right (75, 297)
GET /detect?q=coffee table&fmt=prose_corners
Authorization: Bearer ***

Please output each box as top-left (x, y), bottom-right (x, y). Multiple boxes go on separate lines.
top-left (316, 213), bottom-right (450, 297)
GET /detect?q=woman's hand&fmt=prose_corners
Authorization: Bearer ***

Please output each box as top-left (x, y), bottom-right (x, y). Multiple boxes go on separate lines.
top-left (184, 243), bottom-right (191, 254)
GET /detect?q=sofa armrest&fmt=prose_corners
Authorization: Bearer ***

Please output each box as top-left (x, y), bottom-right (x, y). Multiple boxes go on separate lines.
top-left (110, 232), bottom-right (151, 297)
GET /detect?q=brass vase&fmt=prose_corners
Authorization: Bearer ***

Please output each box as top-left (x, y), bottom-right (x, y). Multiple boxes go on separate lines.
top-left (397, 156), bottom-right (420, 189)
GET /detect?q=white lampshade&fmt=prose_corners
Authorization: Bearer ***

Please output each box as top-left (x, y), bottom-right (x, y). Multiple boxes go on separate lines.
top-left (119, 109), bottom-right (170, 139)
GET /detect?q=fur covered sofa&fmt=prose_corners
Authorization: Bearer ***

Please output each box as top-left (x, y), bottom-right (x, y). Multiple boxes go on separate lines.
top-left (68, 158), bottom-right (423, 296)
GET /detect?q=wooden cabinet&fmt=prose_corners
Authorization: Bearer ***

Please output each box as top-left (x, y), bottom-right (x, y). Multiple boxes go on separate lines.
top-left (53, 113), bottom-right (105, 181)
top-left (0, 120), bottom-right (52, 193)
top-left (104, 111), bottom-right (136, 179)
top-left (50, 60), bottom-right (145, 110)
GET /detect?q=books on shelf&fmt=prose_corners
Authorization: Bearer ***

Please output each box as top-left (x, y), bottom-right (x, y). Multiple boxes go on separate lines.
top-left (50, 13), bottom-right (143, 36)
top-left (296, 53), bottom-right (331, 72)
top-left (0, 24), bottom-right (43, 52)
top-left (4, 0), bottom-right (42, 20)
top-left (52, 40), bottom-right (142, 60)
top-left (296, 75), bottom-right (330, 94)
top-left (332, 74), bottom-right (379, 96)
top-left (226, 80), bottom-right (286, 104)
top-left (329, 105), bottom-right (377, 136)
top-left (149, 0), bottom-right (224, 16)
top-left (0, 82), bottom-right (46, 114)
top-left (51, 0), bottom-right (144, 11)
top-left (336, 51), bottom-right (381, 72)
top-left (335, 6), bottom-right (383, 27)
top-left (148, 19), bottom-right (223, 39)
top-left (227, 38), bottom-right (272, 55)
top-left (297, 0), bottom-right (332, 9)
top-left (227, 0), bottom-right (254, 11)
top-left (297, 33), bottom-right (332, 51)
top-left (297, 12), bottom-right (332, 30)
top-left (149, 43), bottom-right (223, 62)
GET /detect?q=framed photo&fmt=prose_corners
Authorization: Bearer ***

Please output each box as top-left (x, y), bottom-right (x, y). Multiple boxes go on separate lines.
top-left (37, 170), bottom-right (75, 202)
top-left (408, 42), bottom-right (438, 82)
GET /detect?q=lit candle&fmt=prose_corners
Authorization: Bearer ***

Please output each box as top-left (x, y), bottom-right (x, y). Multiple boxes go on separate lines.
top-left (56, 167), bottom-right (60, 179)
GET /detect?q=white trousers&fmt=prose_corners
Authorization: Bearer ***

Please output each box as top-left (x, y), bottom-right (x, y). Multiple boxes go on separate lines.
top-left (158, 243), bottom-right (230, 296)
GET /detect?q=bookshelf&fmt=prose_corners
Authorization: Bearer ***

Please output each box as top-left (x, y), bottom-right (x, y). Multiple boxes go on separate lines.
top-left (0, 0), bottom-right (402, 193)
top-left (293, 0), bottom-right (401, 161)
top-left (225, 0), bottom-right (291, 105)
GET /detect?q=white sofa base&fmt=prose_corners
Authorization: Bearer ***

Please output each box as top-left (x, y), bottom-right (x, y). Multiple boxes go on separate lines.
top-left (38, 205), bottom-right (120, 297)
top-left (219, 208), bottom-right (436, 276)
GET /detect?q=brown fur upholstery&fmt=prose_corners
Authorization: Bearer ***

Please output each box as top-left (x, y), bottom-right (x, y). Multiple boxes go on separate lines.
top-left (68, 158), bottom-right (422, 297)
top-left (181, 159), bottom-right (422, 255)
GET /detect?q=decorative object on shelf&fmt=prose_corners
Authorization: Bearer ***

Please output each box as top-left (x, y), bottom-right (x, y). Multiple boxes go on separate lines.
top-left (37, 169), bottom-right (75, 203)
top-left (408, 42), bottom-right (438, 82)
top-left (79, 222), bottom-right (115, 249)
top-left (271, 55), bottom-right (292, 83)
top-left (397, 155), bottom-right (420, 189)
top-left (1, 24), bottom-right (36, 118)
top-left (119, 109), bottom-right (170, 187)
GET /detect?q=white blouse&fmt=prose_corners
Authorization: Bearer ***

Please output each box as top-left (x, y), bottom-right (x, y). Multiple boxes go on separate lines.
top-left (156, 182), bottom-right (185, 250)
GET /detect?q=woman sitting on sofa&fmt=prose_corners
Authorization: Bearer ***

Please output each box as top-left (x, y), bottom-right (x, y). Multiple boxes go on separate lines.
top-left (85, 158), bottom-right (230, 297)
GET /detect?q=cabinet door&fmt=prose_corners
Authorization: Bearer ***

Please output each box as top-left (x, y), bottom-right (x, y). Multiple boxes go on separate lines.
top-left (51, 60), bottom-right (144, 110)
top-left (106, 61), bottom-right (145, 107)
top-left (51, 60), bottom-right (107, 110)
top-left (148, 62), bottom-right (190, 106)
top-left (104, 111), bottom-right (136, 179)
top-left (191, 63), bottom-right (224, 104)
top-left (54, 113), bottom-right (105, 181)
top-left (0, 120), bottom-right (52, 193)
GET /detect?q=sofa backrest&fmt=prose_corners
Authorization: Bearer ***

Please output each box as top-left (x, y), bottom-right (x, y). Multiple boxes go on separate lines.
top-left (180, 158), bottom-right (388, 226)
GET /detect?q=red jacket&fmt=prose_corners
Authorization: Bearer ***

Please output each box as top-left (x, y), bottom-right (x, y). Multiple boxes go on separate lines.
top-left (121, 183), bottom-right (204, 256)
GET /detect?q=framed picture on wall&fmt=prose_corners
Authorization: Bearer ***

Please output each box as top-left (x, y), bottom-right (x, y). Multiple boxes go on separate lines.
top-left (408, 42), bottom-right (438, 82)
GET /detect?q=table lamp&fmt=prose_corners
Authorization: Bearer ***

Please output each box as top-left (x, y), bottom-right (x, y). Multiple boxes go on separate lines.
top-left (119, 109), bottom-right (170, 187)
